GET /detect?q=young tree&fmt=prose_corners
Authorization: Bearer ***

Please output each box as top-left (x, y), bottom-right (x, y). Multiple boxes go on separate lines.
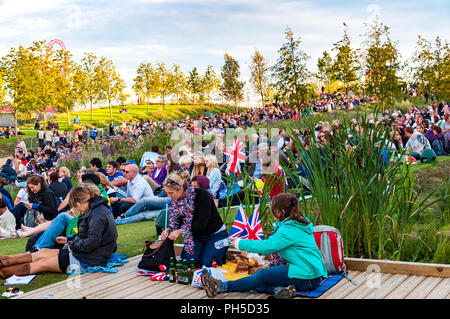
top-left (412, 35), bottom-right (450, 101)
top-left (220, 53), bottom-right (245, 110)
top-left (155, 61), bottom-right (174, 110)
top-left (77, 53), bottom-right (104, 121)
top-left (271, 26), bottom-right (310, 108)
top-left (51, 47), bottom-right (79, 126)
top-left (187, 67), bottom-right (202, 105)
top-left (171, 64), bottom-right (187, 105)
top-left (361, 17), bottom-right (401, 105)
top-left (249, 49), bottom-right (270, 107)
top-left (331, 23), bottom-right (360, 107)
top-left (132, 62), bottom-right (158, 113)
top-left (316, 50), bottom-right (334, 94)
top-left (98, 57), bottom-right (127, 119)
top-left (0, 44), bottom-right (39, 132)
top-left (202, 65), bottom-right (220, 106)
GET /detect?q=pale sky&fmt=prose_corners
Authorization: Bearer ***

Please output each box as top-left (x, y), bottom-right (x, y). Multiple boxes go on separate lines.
top-left (0, 0), bottom-right (449, 104)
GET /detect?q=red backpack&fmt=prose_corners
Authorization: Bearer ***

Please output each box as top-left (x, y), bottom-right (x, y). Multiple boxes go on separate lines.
top-left (313, 225), bottom-right (357, 285)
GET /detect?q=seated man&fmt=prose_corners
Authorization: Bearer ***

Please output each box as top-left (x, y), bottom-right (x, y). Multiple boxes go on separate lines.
top-left (404, 126), bottom-right (432, 160)
top-left (106, 161), bottom-right (125, 183)
top-left (110, 164), bottom-right (154, 218)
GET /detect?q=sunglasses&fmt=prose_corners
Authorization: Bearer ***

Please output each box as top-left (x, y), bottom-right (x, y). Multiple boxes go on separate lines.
top-left (166, 178), bottom-right (181, 187)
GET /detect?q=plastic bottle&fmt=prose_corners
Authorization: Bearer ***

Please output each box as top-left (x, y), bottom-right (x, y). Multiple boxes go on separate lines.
top-left (214, 237), bottom-right (233, 249)
top-left (169, 257), bottom-right (176, 283)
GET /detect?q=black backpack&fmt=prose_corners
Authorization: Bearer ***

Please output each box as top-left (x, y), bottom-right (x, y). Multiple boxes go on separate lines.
top-left (137, 239), bottom-right (176, 271)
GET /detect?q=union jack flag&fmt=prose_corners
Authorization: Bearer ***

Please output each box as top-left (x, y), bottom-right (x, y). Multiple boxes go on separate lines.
top-left (224, 138), bottom-right (246, 175)
top-left (245, 206), bottom-right (264, 240)
top-left (229, 205), bottom-right (249, 239)
top-left (229, 205), bottom-right (264, 240)
top-left (277, 163), bottom-right (289, 186)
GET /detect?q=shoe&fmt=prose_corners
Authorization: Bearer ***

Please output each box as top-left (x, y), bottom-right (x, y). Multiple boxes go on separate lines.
top-left (273, 285), bottom-right (297, 299)
top-left (0, 263), bottom-right (31, 279)
top-left (0, 253), bottom-right (32, 268)
top-left (201, 269), bottom-right (221, 298)
top-left (16, 229), bottom-right (23, 238)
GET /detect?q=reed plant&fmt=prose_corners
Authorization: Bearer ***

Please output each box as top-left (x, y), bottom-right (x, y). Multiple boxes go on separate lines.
top-left (239, 108), bottom-right (447, 263)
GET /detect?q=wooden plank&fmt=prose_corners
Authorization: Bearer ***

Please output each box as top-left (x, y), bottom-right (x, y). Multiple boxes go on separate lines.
top-left (321, 271), bottom-right (368, 299)
top-left (48, 260), bottom-right (142, 299)
top-left (344, 273), bottom-right (392, 299)
top-left (405, 277), bottom-right (442, 299)
top-left (124, 281), bottom-right (174, 299)
top-left (364, 274), bottom-right (409, 299)
top-left (345, 258), bottom-right (450, 278)
top-left (384, 275), bottom-right (426, 299)
top-left (425, 278), bottom-right (450, 299)
top-left (14, 255), bottom-right (142, 299)
top-left (87, 276), bottom-right (150, 299)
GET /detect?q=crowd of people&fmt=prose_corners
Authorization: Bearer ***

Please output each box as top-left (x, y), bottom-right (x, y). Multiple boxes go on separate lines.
top-left (0, 95), bottom-right (449, 298)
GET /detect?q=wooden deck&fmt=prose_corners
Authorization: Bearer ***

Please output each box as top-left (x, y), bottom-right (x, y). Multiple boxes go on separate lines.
top-left (14, 252), bottom-right (450, 300)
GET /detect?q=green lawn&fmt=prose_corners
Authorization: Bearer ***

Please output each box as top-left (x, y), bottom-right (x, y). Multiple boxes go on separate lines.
top-left (0, 220), bottom-right (156, 299)
top-left (0, 103), bottom-right (237, 157)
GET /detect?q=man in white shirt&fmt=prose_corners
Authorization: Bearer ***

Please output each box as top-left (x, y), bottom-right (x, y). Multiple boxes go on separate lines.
top-left (0, 198), bottom-right (16, 238)
top-left (110, 164), bottom-right (153, 218)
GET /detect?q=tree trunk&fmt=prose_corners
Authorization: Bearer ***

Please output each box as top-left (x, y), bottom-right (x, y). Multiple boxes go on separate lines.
top-left (90, 100), bottom-right (93, 121)
top-left (13, 110), bottom-right (18, 136)
top-left (109, 100), bottom-right (112, 120)
top-left (66, 109), bottom-right (70, 127)
top-left (43, 108), bottom-right (47, 131)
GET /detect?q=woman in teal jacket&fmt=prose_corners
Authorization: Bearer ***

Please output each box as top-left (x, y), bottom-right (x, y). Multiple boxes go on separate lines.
top-left (202, 193), bottom-right (327, 298)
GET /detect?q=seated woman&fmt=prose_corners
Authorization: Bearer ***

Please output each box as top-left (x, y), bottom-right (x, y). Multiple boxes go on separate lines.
top-left (20, 172), bottom-right (106, 252)
top-left (58, 167), bottom-right (73, 191)
top-left (0, 184), bottom-right (118, 278)
top-left (0, 178), bottom-right (14, 207)
top-left (11, 175), bottom-right (58, 229)
top-left (0, 159), bottom-right (17, 183)
top-left (160, 171), bottom-right (228, 268)
top-left (201, 193), bottom-right (328, 299)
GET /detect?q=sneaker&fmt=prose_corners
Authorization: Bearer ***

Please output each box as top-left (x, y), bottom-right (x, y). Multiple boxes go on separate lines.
top-left (201, 269), bottom-right (221, 298)
top-left (273, 285), bottom-right (297, 299)
top-left (16, 229), bottom-right (23, 238)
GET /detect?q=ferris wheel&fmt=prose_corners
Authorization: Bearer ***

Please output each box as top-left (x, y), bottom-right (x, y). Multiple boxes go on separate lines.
top-left (48, 38), bottom-right (67, 51)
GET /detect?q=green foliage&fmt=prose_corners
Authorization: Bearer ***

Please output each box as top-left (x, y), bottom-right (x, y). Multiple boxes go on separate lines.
top-left (187, 67), bottom-right (202, 105)
top-left (249, 49), bottom-right (270, 107)
top-left (412, 35), bottom-right (450, 100)
top-left (271, 26), bottom-right (311, 108)
top-left (220, 53), bottom-right (245, 108)
top-left (361, 17), bottom-right (402, 105)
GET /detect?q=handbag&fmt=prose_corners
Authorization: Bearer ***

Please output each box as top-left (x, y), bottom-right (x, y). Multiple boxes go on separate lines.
top-left (24, 209), bottom-right (45, 227)
top-left (137, 239), bottom-right (176, 271)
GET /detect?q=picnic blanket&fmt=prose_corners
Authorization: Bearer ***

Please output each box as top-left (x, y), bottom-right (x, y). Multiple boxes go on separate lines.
top-left (255, 274), bottom-right (343, 298)
top-left (67, 253), bottom-right (129, 275)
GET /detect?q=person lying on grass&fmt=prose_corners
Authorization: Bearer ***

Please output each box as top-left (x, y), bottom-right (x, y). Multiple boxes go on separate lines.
top-left (0, 184), bottom-right (118, 278)
top-left (201, 193), bottom-right (327, 299)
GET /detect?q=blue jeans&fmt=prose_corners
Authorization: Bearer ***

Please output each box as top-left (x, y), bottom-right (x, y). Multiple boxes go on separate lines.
top-left (180, 229), bottom-right (228, 269)
top-left (220, 264), bottom-right (322, 294)
top-left (34, 213), bottom-right (73, 249)
top-left (432, 140), bottom-right (444, 156)
top-left (115, 196), bottom-right (171, 225)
